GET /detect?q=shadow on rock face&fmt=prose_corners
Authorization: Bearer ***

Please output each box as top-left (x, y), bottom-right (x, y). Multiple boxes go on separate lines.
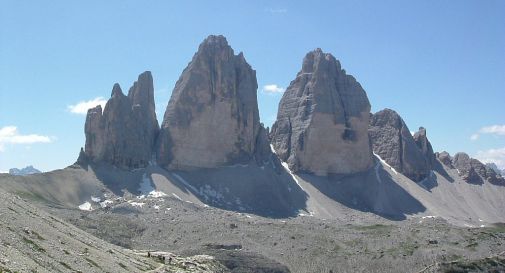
top-left (417, 171), bottom-right (439, 192)
top-left (155, 159), bottom-right (309, 219)
top-left (432, 159), bottom-right (455, 183)
top-left (91, 163), bottom-right (146, 196)
top-left (298, 164), bottom-right (426, 221)
top-left (84, 157), bottom-right (308, 219)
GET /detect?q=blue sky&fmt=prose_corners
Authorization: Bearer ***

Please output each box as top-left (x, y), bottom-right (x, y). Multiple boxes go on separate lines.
top-left (1, 0), bottom-right (504, 172)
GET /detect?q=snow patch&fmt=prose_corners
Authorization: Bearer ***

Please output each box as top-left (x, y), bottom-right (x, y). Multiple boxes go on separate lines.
top-left (78, 202), bottom-right (93, 211)
top-left (374, 153), bottom-right (398, 174)
top-left (128, 201), bottom-right (145, 208)
top-left (281, 161), bottom-right (305, 190)
top-left (172, 193), bottom-right (182, 201)
top-left (270, 144), bottom-right (277, 154)
top-left (139, 173), bottom-right (167, 198)
top-left (298, 211), bottom-right (314, 217)
top-left (100, 200), bottom-right (113, 208)
top-left (91, 196), bottom-right (101, 202)
top-left (153, 205), bottom-right (160, 210)
top-left (422, 215), bottom-right (437, 219)
top-left (149, 191), bottom-right (167, 198)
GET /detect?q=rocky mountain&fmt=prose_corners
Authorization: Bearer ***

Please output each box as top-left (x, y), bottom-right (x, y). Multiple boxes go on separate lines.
top-left (3, 34), bottom-right (505, 273)
top-left (8, 165), bottom-right (41, 176)
top-left (486, 162), bottom-right (504, 176)
top-left (369, 109), bottom-right (433, 182)
top-left (157, 35), bottom-right (270, 170)
top-left (437, 151), bottom-right (505, 185)
top-left (270, 49), bottom-right (373, 176)
top-left (83, 71), bottom-right (159, 169)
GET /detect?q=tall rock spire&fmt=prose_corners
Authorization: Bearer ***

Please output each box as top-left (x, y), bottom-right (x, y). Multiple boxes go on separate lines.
top-left (84, 71), bottom-right (159, 169)
top-left (270, 49), bottom-right (373, 176)
top-left (156, 35), bottom-right (270, 170)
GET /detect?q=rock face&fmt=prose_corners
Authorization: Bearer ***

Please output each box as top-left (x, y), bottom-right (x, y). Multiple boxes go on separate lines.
top-left (436, 151), bottom-right (453, 168)
top-left (270, 49), bottom-right (373, 176)
top-left (413, 127), bottom-right (435, 169)
top-left (156, 35), bottom-right (270, 170)
top-left (486, 163), bottom-right (503, 176)
top-left (84, 71), bottom-right (159, 169)
top-left (451, 152), bottom-right (505, 185)
top-left (369, 109), bottom-right (432, 181)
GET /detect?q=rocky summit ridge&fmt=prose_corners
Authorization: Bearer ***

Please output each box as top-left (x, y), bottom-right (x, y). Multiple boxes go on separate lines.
top-left (78, 34), bottom-right (504, 189)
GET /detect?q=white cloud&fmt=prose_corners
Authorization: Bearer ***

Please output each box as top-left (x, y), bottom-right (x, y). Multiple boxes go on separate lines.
top-left (0, 126), bottom-right (52, 152)
top-left (263, 84), bottom-right (285, 94)
top-left (479, 125), bottom-right (505, 136)
top-left (475, 147), bottom-right (505, 170)
top-left (67, 97), bottom-right (107, 114)
top-left (470, 134), bottom-right (479, 141)
top-left (470, 124), bottom-right (505, 141)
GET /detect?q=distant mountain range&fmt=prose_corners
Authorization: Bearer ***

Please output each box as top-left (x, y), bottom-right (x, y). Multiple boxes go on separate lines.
top-left (8, 165), bottom-right (41, 176)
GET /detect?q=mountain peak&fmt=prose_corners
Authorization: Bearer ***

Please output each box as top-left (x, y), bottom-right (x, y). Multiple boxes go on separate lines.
top-left (110, 83), bottom-right (123, 98)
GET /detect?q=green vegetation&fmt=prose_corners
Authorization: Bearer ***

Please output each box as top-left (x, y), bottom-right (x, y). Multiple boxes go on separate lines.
top-left (22, 236), bottom-right (45, 252)
top-left (355, 224), bottom-right (393, 231)
top-left (59, 262), bottom-right (72, 270)
top-left (381, 238), bottom-right (419, 257)
top-left (118, 262), bottom-right (128, 269)
top-left (85, 257), bottom-right (101, 269)
top-left (439, 256), bottom-right (505, 273)
top-left (31, 231), bottom-right (45, 241)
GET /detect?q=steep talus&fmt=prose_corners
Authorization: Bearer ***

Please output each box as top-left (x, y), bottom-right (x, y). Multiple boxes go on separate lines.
top-left (270, 49), bottom-right (373, 176)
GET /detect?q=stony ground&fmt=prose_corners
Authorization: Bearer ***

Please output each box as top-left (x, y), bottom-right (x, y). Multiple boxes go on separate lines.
top-left (44, 193), bottom-right (505, 273)
top-left (1, 164), bottom-right (505, 273)
top-left (0, 188), bottom-right (237, 273)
